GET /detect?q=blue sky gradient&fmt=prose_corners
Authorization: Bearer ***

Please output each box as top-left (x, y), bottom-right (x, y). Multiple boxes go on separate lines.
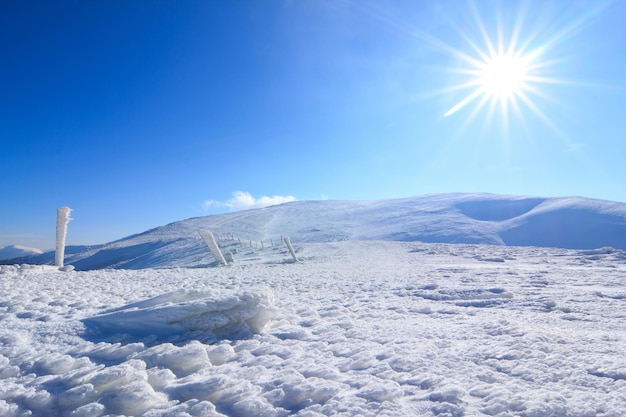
top-left (2, 0), bottom-right (626, 249)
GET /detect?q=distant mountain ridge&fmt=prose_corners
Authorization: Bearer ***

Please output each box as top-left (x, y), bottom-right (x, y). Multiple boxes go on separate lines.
top-left (3, 193), bottom-right (626, 270)
top-left (0, 245), bottom-right (43, 261)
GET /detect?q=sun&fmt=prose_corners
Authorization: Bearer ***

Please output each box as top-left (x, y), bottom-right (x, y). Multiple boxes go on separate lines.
top-left (442, 37), bottom-right (544, 120)
top-left (479, 53), bottom-right (529, 99)
top-left (439, 3), bottom-right (555, 122)
top-left (442, 49), bottom-right (541, 121)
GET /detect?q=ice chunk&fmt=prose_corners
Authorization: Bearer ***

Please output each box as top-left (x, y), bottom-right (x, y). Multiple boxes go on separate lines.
top-left (82, 289), bottom-right (277, 342)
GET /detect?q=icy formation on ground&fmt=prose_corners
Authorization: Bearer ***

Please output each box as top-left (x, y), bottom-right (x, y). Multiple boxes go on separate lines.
top-left (83, 289), bottom-right (277, 343)
top-left (1, 241), bottom-right (625, 416)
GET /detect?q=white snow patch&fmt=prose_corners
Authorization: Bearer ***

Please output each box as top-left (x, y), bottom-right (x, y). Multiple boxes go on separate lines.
top-left (0, 241), bottom-right (625, 416)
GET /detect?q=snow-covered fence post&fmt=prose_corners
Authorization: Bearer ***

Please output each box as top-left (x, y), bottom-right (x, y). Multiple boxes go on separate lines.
top-left (55, 206), bottom-right (72, 268)
top-left (224, 251), bottom-right (234, 264)
top-left (199, 230), bottom-right (227, 265)
top-left (283, 236), bottom-right (299, 263)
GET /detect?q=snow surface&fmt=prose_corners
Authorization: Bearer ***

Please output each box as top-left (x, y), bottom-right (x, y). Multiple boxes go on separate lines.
top-left (2, 241), bottom-right (626, 416)
top-left (4, 193), bottom-right (626, 271)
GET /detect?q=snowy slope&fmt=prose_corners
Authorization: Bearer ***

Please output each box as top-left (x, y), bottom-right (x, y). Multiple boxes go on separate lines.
top-left (0, 245), bottom-right (43, 261)
top-left (4, 193), bottom-right (626, 270)
top-left (1, 241), bottom-right (625, 416)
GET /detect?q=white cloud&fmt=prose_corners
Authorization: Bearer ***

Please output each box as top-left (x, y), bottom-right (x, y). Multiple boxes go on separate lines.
top-left (204, 191), bottom-right (296, 211)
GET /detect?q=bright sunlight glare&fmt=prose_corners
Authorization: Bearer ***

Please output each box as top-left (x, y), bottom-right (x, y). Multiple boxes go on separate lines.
top-left (443, 42), bottom-right (542, 119)
top-left (479, 53), bottom-right (529, 98)
top-left (440, 3), bottom-right (557, 122)
top-left (438, 1), bottom-right (611, 127)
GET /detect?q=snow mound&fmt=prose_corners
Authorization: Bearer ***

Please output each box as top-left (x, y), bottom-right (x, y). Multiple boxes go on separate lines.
top-left (82, 289), bottom-right (277, 343)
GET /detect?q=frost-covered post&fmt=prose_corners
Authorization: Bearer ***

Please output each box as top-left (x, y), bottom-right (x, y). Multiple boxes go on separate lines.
top-left (55, 206), bottom-right (72, 268)
top-left (199, 230), bottom-right (227, 265)
top-left (283, 236), bottom-right (299, 263)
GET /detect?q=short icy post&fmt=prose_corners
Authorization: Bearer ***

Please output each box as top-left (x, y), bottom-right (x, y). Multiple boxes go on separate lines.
top-left (55, 206), bottom-right (73, 268)
top-left (199, 230), bottom-right (227, 265)
top-left (283, 236), bottom-right (299, 263)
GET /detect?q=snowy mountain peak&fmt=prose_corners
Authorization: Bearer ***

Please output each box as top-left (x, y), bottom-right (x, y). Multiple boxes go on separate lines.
top-left (3, 193), bottom-right (626, 270)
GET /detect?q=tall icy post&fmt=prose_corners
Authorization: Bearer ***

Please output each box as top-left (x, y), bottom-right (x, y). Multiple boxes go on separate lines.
top-left (199, 230), bottom-right (227, 265)
top-left (55, 206), bottom-right (72, 267)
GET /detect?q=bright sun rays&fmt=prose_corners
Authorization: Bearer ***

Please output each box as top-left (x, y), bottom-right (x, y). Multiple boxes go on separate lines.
top-left (438, 2), bottom-right (602, 133)
top-left (348, 0), bottom-right (610, 144)
top-left (443, 49), bottom-right (540, 121)
top-left (441, 3), bottom-right (554, 128)
top-left (437, 1), bottom-right (612, 139)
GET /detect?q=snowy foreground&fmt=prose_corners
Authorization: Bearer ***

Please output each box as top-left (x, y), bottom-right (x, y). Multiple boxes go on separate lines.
top-left (1, 241), bottom-right (625, 417)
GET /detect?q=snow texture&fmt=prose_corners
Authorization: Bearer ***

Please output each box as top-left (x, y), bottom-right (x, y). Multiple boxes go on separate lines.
top-left (1, 241), bottom-right (626, 416)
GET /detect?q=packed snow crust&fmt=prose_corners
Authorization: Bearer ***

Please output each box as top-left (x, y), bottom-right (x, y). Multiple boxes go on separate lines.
top-left (1, 241), bottom-right (626, 416)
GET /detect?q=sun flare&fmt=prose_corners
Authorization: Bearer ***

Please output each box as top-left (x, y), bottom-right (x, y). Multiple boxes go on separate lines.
top-left (443, 41), bottom-right (542, 120)
top-left (479, 53), bottom-right (529, 98)
top-left (439, 3), bottom-right (559, 123)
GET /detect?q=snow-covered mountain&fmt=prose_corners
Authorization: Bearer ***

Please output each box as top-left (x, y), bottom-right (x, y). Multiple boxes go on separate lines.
top-left (0, 245), bottom-right (43, 261)
top-left (3, 193), bottom-right (626, 270)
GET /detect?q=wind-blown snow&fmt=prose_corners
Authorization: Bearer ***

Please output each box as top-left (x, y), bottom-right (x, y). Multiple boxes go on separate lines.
top-left (1, 241), bottom-right (625, 416)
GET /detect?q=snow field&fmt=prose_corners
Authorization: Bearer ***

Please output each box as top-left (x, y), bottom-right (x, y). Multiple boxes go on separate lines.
top-left (1, 241), bottom-right (625, 416)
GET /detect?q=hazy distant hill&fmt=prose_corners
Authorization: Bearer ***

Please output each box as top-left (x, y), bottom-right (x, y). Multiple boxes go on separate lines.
top-left (0, 245), bottom-right (43, 261)
top-left (3, 193), bottom-right (626, 270)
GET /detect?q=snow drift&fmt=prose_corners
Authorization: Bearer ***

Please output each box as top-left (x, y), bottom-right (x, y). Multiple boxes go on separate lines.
top-left (82, 289), bottom-right (277, 344)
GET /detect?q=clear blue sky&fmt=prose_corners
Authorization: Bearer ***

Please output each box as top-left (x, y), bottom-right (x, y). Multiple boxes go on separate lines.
top-left (2, 0), bottom-right (625, 250)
